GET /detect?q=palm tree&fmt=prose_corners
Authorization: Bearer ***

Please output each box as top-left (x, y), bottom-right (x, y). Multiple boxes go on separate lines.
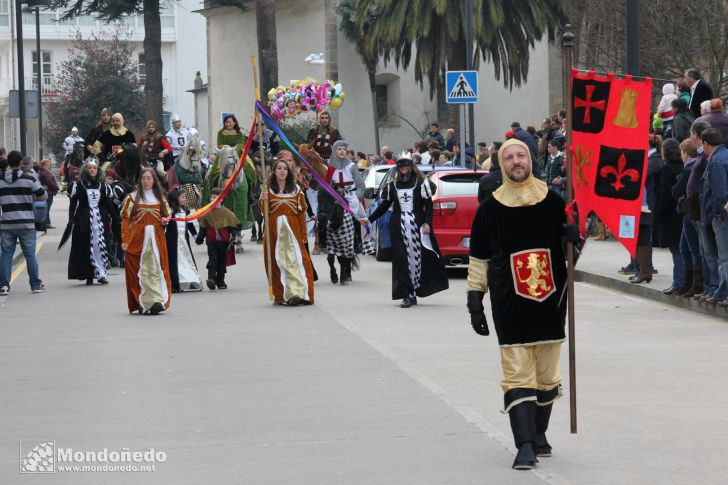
top-left (255, 0), bottom-right (278, 99)
top-left (352, 0), bottom-right (566, 133)
top-left (337, 0), bottom-right (380, 153)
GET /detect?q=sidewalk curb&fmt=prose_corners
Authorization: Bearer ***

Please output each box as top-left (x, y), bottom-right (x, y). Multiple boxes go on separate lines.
top-left (575, 269), bottom-right (728, 320)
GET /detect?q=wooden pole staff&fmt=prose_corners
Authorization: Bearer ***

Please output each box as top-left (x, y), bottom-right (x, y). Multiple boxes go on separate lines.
top-left (252, 55), bottom-right (274, 301)
top-left (562, 24), bottom-right (578, 434)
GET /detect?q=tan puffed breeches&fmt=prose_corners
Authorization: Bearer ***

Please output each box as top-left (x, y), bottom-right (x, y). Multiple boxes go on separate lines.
top-left (500, 342), bottom-right (562, 393)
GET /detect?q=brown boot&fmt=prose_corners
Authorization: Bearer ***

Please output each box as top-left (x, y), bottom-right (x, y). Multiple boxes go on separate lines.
top-left (673, 267), bottom-right (693, 296)
top-left (630, 246), bottom-right (652, 284)
top-left (683, 266), bottom-right (703, 298)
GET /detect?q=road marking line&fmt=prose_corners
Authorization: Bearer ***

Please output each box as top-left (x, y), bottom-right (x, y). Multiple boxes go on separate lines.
top-left (10, 242), bottom-right (44, 284)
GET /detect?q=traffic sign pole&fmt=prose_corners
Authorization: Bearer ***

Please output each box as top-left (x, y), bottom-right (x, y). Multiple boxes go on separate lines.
top-left (464, 0), bottom-right (475, 152)
top-left (459, 105), bottom-right (465, 167)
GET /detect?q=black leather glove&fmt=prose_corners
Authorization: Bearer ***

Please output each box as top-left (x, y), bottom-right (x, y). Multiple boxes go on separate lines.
top-left (466, 290), bottom-right (490, 336)
top-left (562, 223), bottom-right (580, 244)
top-left (195, 234), bottom-right (204, 246)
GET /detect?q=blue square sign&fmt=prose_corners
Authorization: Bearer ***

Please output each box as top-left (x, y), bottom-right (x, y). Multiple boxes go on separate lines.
top-left (446, 71), bottom-right (478, 104)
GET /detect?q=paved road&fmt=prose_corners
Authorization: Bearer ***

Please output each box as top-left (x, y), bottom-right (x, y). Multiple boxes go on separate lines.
top-left (1, 197), bottom-right (727, 484)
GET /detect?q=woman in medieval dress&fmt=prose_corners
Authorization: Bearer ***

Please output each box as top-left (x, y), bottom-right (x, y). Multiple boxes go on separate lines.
top-left (165, 188), bottom-right (202, 293)
top-left (259, 159), bottom-right (315, 305)
top-left (121, 167), bottom-right (172, 315)
top-left (361, 153), bottom-right (449, 308)
top-left (65, 159), bottom-right (116, 285)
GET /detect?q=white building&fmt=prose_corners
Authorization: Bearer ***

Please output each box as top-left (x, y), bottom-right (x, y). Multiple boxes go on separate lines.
top-left (197, 0), bottom-right (563, 156)
top-left (0, 0), bottom-right (207, 161)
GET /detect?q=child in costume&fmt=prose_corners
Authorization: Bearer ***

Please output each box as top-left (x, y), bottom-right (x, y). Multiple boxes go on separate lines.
top-left (195, 187), bottom-right (242, 290)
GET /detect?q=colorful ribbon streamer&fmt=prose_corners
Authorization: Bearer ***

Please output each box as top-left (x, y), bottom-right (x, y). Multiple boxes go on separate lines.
top-left (169, 116), bottom-right (257, 222)
top-left (254, 101), bottom-right (359, 220)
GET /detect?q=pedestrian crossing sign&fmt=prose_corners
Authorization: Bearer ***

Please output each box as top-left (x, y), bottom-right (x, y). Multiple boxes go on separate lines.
top-left (446, 71), bottom-right (478, 104)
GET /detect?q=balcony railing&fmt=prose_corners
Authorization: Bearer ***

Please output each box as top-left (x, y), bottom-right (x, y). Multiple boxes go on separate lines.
top-left (27, 75), bottom-right (57, 96)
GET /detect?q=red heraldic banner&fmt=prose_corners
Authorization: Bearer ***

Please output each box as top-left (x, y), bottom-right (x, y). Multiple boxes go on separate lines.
top-left (569, 69), bottom-right (652, 257)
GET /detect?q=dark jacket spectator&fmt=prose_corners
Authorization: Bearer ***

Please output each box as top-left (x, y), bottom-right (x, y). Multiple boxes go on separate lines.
top-left (699, 129), bottom-right (728, 225)
top-left (654, 139), bottom-right (684, 248)
top-left (38, 163), bottom-right (59, 197)
top-left (511, 123), bottom-right (538, 161)
top-left (425, 124), bottom-right (445, 149)
top-left (671, 98), bottom-right (695, 142)
top-left (641, 141), bottom-right (665, 227)
top-left (477, 152), bottom-right (502, 203)
top-left (698, 99), bottom-right (728, 142)
top-left (685, 68), bottom-right (714, 118)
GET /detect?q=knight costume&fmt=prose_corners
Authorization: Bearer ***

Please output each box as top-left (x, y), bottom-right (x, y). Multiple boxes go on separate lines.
top-left (317, 140), bottom-right (364, 285)
top-left (466, 138), bottom-right (578, 470)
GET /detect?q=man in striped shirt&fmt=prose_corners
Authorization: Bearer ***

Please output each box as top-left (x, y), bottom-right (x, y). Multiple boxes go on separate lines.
top-left (0, 150), bottom-right (47, 295)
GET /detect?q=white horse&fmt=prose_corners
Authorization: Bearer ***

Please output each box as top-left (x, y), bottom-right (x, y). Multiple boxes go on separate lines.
top-left (178, 132), bottom-right (203, 177)
top-left (215, 144), bottom-right (245, 190)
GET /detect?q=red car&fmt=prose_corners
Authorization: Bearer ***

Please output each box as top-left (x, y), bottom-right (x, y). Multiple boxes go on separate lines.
top-left (430, 169), bottom-right (486, 266)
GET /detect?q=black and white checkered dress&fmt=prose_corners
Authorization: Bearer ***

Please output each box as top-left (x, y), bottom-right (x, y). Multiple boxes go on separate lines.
top-left (327, 210), bottom-right (356, 258)
top-left (396, 185), bottom-right (421, 299)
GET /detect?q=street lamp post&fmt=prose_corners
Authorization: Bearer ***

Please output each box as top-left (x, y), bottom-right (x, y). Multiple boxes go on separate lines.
top-left (626, 0), bottom-right (640, 76)
top-left (15, 0), bottom-right (50, 158)
top-left (15, 0), bottom-right (27, 155)
top-left (464, 0), bottom-right (475, 154)
top-left (33, 6), bottom-right (42, 161)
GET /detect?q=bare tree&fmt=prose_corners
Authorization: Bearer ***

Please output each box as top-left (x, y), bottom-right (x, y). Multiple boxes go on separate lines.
top-left (565, 0), bottom-right (728, 99)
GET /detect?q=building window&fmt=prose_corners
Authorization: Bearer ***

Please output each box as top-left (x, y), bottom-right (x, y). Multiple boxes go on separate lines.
top-left (160, 0), bottom-right (175, 28)
top-left (375, 85), bottom-right (388, 121)
top-left (138, 52), bottom-right (145, 84)
top-left (374, 73), bottom-right (401, 125)
top-left (32, 51), bottom-right (52, 78)
top-left (0, 0), bottom-right (9, 27)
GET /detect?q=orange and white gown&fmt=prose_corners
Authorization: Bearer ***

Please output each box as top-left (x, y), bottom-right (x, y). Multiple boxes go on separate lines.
top-left (262, 186), bottom-right (315, 304)
top-left (121, 191), bottom-right (172, 313)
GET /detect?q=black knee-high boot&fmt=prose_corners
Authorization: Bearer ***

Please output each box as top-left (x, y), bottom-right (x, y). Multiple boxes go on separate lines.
top-left (328, 254), bottom-right (338, 284)
top-left (505, 389), bottom-right (538, 470)
top-left (535, 403), bottom-right (553, 457)
top-left (535, 387), bottom-right (559, 457)
top-left (338, 256), bottom-right (349, 285)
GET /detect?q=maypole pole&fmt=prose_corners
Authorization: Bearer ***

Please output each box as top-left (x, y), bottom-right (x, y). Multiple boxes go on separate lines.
top-left (562, 24), bottom-right (578, 434)
top-left (252, 55), bottom-right (274, 301)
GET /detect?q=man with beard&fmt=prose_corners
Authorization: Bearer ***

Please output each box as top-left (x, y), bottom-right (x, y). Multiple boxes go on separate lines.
top-left (93, 113), bottom-right (136, 163)
top-left (465, 138), bottom-right (579, 470)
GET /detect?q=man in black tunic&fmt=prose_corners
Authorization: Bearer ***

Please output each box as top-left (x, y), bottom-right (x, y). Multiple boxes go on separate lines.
top-left (92, 112), bottom-right (136, 162)
top-left (466, 138), bottom-right (579, 470)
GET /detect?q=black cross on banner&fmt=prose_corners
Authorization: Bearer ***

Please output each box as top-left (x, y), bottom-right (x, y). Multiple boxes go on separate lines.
top-left (571, 78), bottom-right (611, 134)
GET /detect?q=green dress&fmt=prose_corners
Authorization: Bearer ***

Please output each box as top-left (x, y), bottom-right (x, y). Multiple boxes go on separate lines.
top-left (201, 130), bottom-right (256, 229)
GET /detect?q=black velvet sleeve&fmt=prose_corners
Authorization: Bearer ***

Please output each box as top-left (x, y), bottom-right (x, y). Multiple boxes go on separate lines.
top-left (423, 196), bottom-right (434, 226)
top-left (469, 202), bottom-right (492, 261)
top-left (68, 184), bottom-right (78, 221)
top-left (367, 183), bottom-right (393, 223)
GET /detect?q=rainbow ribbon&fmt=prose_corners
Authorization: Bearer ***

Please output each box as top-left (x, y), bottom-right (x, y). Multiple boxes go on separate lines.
top-left (254, 101), bottom-right (359, 220)
top-left (169, 116), bottom-right (257, 222)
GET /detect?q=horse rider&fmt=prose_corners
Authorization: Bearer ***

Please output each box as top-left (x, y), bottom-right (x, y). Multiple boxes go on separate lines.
top-left (166, 114), bottom-right (190, 169)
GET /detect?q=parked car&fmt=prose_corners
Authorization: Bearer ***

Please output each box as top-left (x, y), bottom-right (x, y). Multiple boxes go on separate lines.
top-left (429, 170), bottom-right (486, 266)
top-left (365, 164), bottom-right (468, 262)
top-left (362, 165), bottom-right (395, 205)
